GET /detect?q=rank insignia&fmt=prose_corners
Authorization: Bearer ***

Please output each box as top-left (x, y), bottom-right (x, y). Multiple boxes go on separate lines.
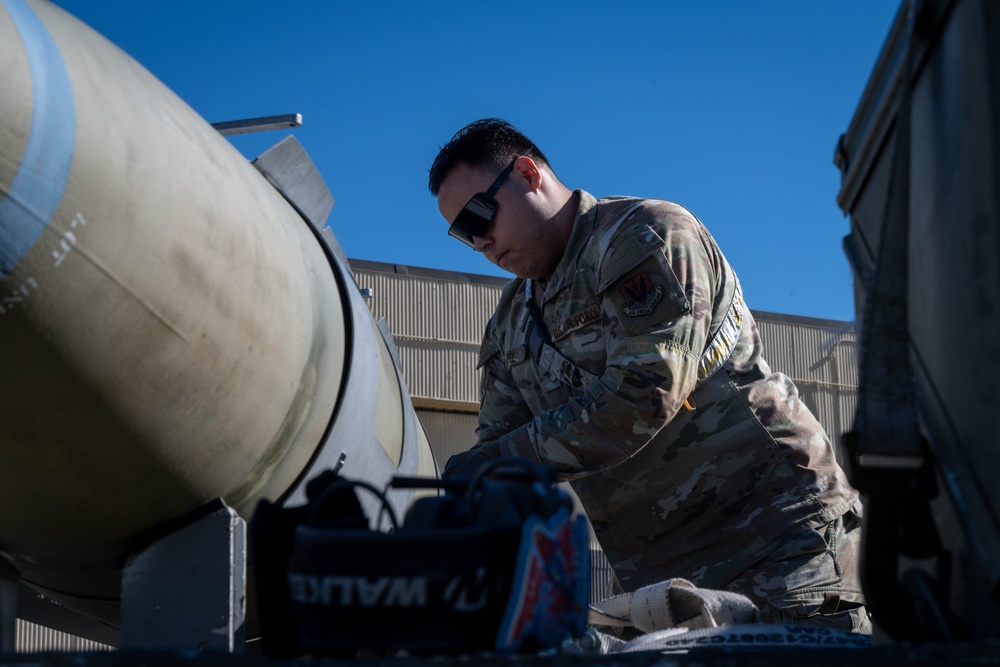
top-left (618, 270), bottom-right (663, 317)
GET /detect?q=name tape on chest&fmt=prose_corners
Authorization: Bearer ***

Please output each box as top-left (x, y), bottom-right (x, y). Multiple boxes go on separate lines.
top-left (551, 305), bottom-right (601, 341)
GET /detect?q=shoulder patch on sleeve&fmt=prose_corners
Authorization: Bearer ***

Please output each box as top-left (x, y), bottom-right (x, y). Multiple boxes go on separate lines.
top-left (476, 317), bottom-right (502, 400)
top-left (477, 277), bottom-right (523, 370)
top-left (597, 223), bottom-right (664, 293)
top-left (606, 255), bottom-right (690, 336)
top-left (476, 317), bottom-right (501, 370)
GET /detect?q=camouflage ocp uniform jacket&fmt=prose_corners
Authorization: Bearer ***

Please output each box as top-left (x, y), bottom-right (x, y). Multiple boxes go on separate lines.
top-left (472, 190), bottom-right (858, 592)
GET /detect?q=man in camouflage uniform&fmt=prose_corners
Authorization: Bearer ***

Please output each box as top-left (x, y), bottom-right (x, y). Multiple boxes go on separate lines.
top-left (429, 118), bottom-right (869, 633)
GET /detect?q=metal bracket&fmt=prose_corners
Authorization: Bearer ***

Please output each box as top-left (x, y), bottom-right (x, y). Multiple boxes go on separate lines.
top-left (211, 114), bottom-right (302, 136)
top-left (252, 136), bottom-right (349, 270)
top-left (119, 500), bottom-right (246, 652)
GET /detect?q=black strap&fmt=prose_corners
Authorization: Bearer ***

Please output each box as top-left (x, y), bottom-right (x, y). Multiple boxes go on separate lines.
top-left (523, 279), bottom-right (550, 363)
top-left (853, 1), bottom-right (922, 468)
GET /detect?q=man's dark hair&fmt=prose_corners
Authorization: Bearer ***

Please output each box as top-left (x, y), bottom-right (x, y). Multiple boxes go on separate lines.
top-left (428, 118), bottom-right (549, 196)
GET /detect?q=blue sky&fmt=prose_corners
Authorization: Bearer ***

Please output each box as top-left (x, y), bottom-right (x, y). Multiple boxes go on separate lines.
top-left (51, 1), bottom-right (899, 322)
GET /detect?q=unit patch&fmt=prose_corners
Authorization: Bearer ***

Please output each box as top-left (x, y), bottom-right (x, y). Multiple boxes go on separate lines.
top-left (618, 271), bottom-right (663, 317)
top-left (606, 255), bottom-right (690, 336)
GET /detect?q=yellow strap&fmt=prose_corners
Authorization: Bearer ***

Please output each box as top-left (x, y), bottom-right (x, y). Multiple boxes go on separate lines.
top-left (696, 276), bottom-right (745, 386)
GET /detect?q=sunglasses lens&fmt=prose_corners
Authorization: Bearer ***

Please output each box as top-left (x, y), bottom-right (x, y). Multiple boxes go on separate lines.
top-left (449, 195), bottom-right (496, 248)
top-left (448, 222), bottom-right (477, 248)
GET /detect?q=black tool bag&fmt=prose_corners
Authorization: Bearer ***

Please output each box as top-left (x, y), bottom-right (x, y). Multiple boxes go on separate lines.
top-left (250, 458), bottom-right (590, 657)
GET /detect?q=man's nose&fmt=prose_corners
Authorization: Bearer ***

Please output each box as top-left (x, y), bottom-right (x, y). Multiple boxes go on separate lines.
top-left (472, 234), bottom-right (492, 252)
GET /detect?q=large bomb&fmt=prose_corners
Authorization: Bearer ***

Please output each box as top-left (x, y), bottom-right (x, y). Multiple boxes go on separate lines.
top-left (0, 0), bottom-right (435, 629)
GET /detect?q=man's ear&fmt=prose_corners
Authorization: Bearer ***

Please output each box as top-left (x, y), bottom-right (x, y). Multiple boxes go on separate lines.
top-left (513, 156), bottom-right (543, 191)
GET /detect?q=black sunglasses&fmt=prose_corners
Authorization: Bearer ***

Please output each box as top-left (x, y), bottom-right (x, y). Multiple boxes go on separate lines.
top-left (447, 157), bottom-right (520, 249)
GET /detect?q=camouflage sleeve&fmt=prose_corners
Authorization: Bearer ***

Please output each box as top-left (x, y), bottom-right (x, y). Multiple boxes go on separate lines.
top-left (494, 202), bottom-right (724, 479)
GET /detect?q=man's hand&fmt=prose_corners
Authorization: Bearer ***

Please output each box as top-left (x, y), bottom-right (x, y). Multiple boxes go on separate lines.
top-left (443, 443), bottom-right (500, 478)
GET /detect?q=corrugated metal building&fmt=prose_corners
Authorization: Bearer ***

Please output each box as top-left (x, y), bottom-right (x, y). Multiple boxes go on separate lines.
top-left (15, 620), bottom-right (111, 653)
top-left (14, 258), bottom-right (858, 651)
